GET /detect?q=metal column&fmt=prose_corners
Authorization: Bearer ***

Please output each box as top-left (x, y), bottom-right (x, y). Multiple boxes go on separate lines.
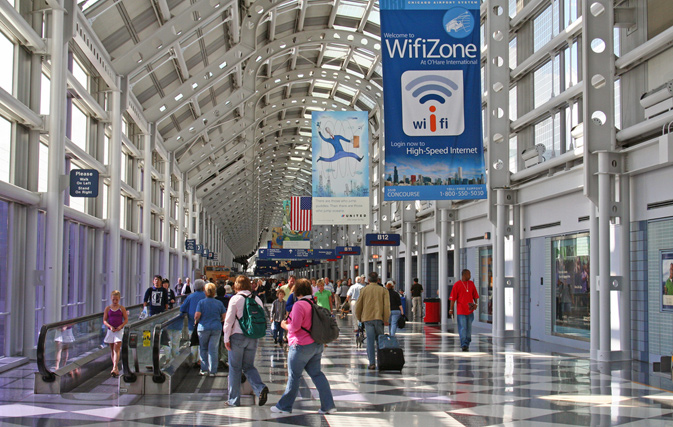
top-left (417, 231), bottom-right (423, 286)
top-left (590, 205), bottom-right (599, 360)
top-left (44, 2), bottom-right (68, 322)
top-left (494, 189), bottom-right (507, 338)
top-left (178, 173), bottom-right (185, 278)
top-left (439, 208), bottom-right (450, 329)
top-left (598, 152), bottom-right (612, 361)
top-left (513, 204), bottom-right (521, 336)
top-left (141, 127), bottom-right (153, 287)
top-left (619, 175), bottom-right (632, 357)
top-left (108, 76), bottom-right (123, 293)
top-left (405, 222), bottom-right (414, 313)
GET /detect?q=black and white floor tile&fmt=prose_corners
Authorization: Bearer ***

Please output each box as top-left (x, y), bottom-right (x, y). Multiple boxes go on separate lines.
top-left (1, 317), bottom-right (673, 426)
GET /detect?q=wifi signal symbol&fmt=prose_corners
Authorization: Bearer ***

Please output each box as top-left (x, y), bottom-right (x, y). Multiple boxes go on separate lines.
top-left (404, 75), bottom-right (459, 105)
top-left (401, 70), bottom-right (464, 136)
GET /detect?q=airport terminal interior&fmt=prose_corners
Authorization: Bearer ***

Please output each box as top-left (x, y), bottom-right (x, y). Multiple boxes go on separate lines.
top-left (1, 0), bottom-right (673, 425)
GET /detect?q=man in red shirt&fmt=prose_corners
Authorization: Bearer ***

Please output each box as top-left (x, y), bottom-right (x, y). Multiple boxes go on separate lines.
top-left (449, 269), bottom-right (479, 352)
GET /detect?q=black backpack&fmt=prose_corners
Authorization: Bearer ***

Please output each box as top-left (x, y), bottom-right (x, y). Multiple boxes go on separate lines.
top-left (299, 299), bottom-right (340, 344)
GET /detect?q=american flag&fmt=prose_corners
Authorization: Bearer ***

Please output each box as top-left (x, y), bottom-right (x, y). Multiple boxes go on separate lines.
top-left (290, 196), bottom-right (312, 231)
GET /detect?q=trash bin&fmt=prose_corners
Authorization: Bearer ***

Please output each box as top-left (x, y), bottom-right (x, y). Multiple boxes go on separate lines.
top-left (424, 298), bottom-right (440, 323)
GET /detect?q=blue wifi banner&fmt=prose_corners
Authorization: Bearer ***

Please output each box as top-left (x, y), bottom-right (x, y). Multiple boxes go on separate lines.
top-left (380, 0), bottom-right (486, 201)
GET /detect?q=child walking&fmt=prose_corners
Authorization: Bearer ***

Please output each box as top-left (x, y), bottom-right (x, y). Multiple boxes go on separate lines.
top-left (103, 290), bottom-right (128, 377)
top-left (271, 289), bottom-right (286, 346)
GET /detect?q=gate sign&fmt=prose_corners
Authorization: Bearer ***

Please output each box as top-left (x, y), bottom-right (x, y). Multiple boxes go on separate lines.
top-left (380, 0), bottom-right (486, 201)
top-left (336, 246), bottom-right (361, 255)
top-left (208, 251), bottom-right (214, 260)
top-left (196, 244), bottom-right (203, 253)
top-left (69, 169), bottom-right (99, 197)
top-left (201, 247), bottom-right (208, 257)
top-left (185, 239), bottom-right (196, 250)
top-left (365, 233), bottom-right (401, 246)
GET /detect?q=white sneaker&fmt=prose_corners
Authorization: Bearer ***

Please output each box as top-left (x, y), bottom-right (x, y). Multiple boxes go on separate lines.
top-left (270, 406), bottom-right (290, 414)
top-left (318, 407), bottom-right (337, 415)
top-left (199, 370), bottom-right (207, 376)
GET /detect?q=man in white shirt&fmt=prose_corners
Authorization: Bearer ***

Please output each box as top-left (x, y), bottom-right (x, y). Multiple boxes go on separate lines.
top-left (345, 276), bottom-right (365, 331)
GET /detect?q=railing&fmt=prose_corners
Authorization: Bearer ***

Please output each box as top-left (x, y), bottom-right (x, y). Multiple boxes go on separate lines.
top-left (151, 313), bottom-right (189, 383)
top-left (120, 305), bottom-right (187, 383)
top-left (36, 303), bottom-right (144, 382)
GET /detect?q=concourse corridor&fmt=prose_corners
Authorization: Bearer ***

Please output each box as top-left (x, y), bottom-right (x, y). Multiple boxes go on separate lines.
top-left (0, 317), bottom-right (672, 426)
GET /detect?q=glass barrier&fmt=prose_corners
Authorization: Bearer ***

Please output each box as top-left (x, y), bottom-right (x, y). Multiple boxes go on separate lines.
top-left (121, 306), bottom-right (186, 383)
top-left (36, 303), bottom-right (144, 381)
top-left (151, 313), bottom-right (189, 382)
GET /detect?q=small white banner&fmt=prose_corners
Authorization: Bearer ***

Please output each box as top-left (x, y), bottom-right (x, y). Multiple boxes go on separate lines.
top-left (283, 240), bottom-right (311, 249)
top-left (313, 197), bottom-right (369, 225)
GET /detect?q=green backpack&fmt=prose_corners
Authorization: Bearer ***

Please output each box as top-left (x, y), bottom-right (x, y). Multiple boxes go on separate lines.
top-left (237, 294), bottom-right (267, 339)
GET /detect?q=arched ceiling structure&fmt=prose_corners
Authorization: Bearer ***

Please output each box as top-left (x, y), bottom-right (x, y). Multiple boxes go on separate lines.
top-left (80, 0), bottom-right (384, 257)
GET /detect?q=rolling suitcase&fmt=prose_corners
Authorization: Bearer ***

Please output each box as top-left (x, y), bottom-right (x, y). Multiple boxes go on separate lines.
top-left (377, 334), bottom-right (404, 371)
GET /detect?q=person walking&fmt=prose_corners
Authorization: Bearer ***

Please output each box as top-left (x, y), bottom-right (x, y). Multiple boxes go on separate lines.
top-left (222, 275), bottom-right (269, 407)
top-left (143, 275), bottom-right (168, 316)
top-left (386, 281), bottom-right (404, 337)
top-left (103, 290), bottom-right (128, 377)
top-left (449, 269), bottom-right (479, 352)
top-left (314, 279), bottom-right (333, 311)
top-left (271, 289), bottom-right (286, 345)
top-left (411, 278), bottom-right (423, 321)
top-left (194, 282), bottom-right (226, 376)
top-left (355, 271), bottom-right (390, 370)
top-left (346, 276), bottom-right (364, 332)
top-left (271, 279), bottom-right (336, 414)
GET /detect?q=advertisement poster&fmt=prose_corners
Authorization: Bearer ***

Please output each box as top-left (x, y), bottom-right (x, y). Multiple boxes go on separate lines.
top-left (380, 0), bottom-right (486, 201)
top-left (662, 250), bottom-right (673, 312)
top-left (312, 111), bottom-right (370, 224)
top-left (268, 200), bottom-right (311, 249)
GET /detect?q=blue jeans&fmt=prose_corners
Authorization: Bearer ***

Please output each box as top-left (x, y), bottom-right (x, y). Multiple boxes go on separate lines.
top-left (272, 321), bottom-right (285, 342)
top-left (364, 320), bottom-right (384, 367)
top-left (389, 310), bottom-right (401, 337)
top-left (198, 329), bottom-right (221, 374)
top-left (275, 342), bottom-right (335, 413)
top-left (456, 313), bottom-right (474, 348)
top-left (227, 334), bottom-right (266, 406)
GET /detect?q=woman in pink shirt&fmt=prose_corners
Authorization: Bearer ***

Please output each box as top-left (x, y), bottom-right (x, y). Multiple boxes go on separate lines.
top-left (271, 279), bottom-right (336, 415)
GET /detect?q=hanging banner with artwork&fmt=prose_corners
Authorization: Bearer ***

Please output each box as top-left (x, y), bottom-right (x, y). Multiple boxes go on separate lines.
top-left (380, 0), bottom-right (487, 201)
top-left (312, 111), bottom-right (370, 224)
top-left (269, 200), bottom-right (311, 249)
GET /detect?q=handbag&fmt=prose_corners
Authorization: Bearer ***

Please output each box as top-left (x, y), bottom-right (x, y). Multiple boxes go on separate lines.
top-left (397, 314), bottom-right (407, 329)
top-left (190, 322), bottom-right (200, 346)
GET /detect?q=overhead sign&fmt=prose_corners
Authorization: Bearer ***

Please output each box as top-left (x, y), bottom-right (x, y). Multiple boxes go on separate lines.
top-left (380, 0), bottom-right (486, 201)
top-left (336, 246), bottom-right (361, 255)
top-left (185, 239), bottom-right (196, 250)
top-left (366, 233), bottom-right (401, 246)
top-left (196, 244), bottom-right (203, 253)
top-left (208, 251), bottom-right (214, 260)
top-left (312, 110), bottom-right (370, 225)
top-left (257, 248), bottom-right (337, 260)
top-left (69, 169), bottom-right (99, 197)
top-left (201, 247), bottom-right (208, 258)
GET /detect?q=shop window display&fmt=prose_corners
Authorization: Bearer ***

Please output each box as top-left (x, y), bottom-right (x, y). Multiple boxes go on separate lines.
top-left (552, 233), bottom-right (590, 339)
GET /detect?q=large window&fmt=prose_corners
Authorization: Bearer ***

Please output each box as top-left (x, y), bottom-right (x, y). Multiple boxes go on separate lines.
top-left (0, 115), bottom-right (11, 183)
top-left (552, 233), bottom-right (590, 340)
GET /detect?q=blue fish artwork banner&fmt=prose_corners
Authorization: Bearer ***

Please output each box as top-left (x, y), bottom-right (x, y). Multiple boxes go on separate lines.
top-left (380, 0), bottom-right (487, 201)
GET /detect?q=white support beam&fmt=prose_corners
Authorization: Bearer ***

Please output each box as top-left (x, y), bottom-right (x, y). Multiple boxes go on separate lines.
top-left (0, 0), bottom-right (47, 53)
top-left (112, 0), bottom-right (236, 76)
top-left (0, 87), bottom-right (43, 128)
top-left (74, 8), bottom-right (118, 90)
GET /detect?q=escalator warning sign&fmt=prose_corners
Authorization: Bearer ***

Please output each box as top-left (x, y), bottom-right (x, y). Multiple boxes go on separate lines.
top-left (142, 331), bottom-right (151, 347)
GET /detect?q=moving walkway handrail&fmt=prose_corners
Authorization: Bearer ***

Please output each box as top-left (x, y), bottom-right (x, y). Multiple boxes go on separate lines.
top-left (151, 313), bottom-right (188, 383)
top-left (37, 303), bottom-right (144, 382)
top-left (120, 299), bottom-right (185, 383)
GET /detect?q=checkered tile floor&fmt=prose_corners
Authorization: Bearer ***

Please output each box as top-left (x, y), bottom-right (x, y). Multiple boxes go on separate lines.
top-left (2, 317), bottom-right (673, 426)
